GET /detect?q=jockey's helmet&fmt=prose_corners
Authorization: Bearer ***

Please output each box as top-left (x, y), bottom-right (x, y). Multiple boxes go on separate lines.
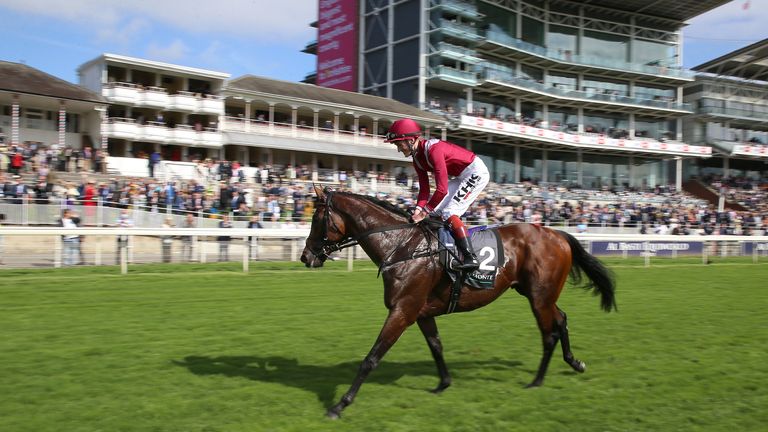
top-left (384, 118), bottom-right (422, 143)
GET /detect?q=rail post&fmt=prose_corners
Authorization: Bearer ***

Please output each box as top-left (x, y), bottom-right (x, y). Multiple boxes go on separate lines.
top-left (54, 234), bottom-right (62, 268)
top-left (347, 246), bottom-right (353, 272)
top-left (242, 236), bottom-right (249, 273)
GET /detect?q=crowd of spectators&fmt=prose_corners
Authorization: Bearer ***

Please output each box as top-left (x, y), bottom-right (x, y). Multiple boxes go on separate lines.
top-left (1, 141), bottom-right (766, 235)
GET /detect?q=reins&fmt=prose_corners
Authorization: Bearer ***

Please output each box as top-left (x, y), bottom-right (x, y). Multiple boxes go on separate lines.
top-left (313, 191), bottom-right (445, 274)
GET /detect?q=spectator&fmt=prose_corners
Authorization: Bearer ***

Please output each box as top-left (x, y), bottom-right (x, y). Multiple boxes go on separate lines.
top-left (58, 209), bottom-right (80, 266)
top-left (217, 214), bottom-right (232, 262)
top-left (148, 150), bottom-right (161, 178)
top-left (181, 213), bottom-right (196, 262)
top-left (115, 209), bottom-right (134, 265)
top-left (247, 213), bottom-right (263, 260)
top-left (161, 217), bottom-right (174, 263)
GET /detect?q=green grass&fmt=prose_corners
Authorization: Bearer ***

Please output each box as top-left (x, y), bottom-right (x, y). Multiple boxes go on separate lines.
top-left (1, 260), bottom-right (767, 432)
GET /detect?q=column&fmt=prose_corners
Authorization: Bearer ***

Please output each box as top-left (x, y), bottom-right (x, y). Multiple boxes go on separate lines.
top-left (629, 113), bottom-right (636, 138)
top-left (676, 118), bottom-right (683, 141)
top-left (372, 119), bottom-right (379, 137)
top-left (577, 107), bottom-right (584, 133)
top-left (465, 138), bottom-right (472, 152)
top-left (268, 103), bottom-right (275, 132)
top-left (291, 106), bottom-right (298, 136)
top-left (723, 157), bottom-right (730, 179)
top-left (542, 149), bottom-right (548, 183)
top-left (514, 98), bottom-right (521, 120)
top-left (333, 113), bottom-right (340, 140)
top-left (628, 156), bottom-right (635, 188)
top-left (516, 0), bottom-right (523, 39)
top-left (675, 157), bottom-right (682, 191)
top-left (514, 146), bottom-right (521, 183)
top-left (58, 100), bottom-right (67, 148)
top-left (11, 95), bottom-right (20, 145)
top-left (465, 88), bottom-right (473, 115)
top-left (441, 128), bottom-right (447, 141)
top-left (182, 146), bottom-right (189, 161)
top-left (98, 106), bottom-right (108, 150)
top-left (333, 156), bottom-right (339, 182)
top-left (244, 100), bottom-right (251, 133)
top-left (313, 110), bottom-right (319, 138)
top-left (542, 105), bottom-right (549, 129)
top-left (577, 150), bottom-right (583, 186)
top-left (353, 115), bottom-right (359, 143)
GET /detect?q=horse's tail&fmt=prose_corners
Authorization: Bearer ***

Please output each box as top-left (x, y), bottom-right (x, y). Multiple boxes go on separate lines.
top-left (558, 231), bottom-right (617, 312)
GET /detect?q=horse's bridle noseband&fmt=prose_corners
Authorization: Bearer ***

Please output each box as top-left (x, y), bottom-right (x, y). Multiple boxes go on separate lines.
top-left (307, 191), bottom-right (420, 261)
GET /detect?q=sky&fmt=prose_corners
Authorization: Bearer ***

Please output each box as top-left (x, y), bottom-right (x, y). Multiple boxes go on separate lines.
top-left (0, 0), bottom-right (765, 85)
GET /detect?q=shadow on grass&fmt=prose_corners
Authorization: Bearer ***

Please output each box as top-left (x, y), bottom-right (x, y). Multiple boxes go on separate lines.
top-left (173, 355), bottom-right (523, 408)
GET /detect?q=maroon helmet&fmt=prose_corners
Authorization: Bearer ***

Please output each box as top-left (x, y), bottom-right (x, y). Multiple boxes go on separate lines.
top-left (384, 119), bottom-right (422, 142)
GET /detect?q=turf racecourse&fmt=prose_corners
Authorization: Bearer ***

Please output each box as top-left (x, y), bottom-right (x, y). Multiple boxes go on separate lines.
top-left (1, 259), bottom-right (766, 432)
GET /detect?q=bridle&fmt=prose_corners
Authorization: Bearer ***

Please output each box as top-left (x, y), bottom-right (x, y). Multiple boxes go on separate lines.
top-left (307, 190), bottom-right (420, 262)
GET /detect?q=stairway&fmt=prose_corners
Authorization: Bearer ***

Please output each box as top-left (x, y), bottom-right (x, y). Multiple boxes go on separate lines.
top-left (682, 179), bottom-right (747, 211)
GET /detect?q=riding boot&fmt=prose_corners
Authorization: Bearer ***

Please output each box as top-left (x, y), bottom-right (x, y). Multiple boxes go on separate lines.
top-left (446, 215), bottom-right (479, 271)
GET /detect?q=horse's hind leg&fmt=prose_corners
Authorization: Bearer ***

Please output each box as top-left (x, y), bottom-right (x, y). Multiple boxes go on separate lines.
top-left (417, 317), bottom-right (451, 393)
top-left (556, 307), bottom-right (586, 373)
top-left (527, 301), bottom-right (559, 388)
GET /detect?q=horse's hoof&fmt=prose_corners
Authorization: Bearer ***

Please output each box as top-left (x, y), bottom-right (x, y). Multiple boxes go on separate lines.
top-left (326, 410), bottom-right (341, 420)
top-left (576, 361), bottom-right (586, 373)
top-left (430, 383), bottom-right (450, 394)
top-left (525, 381), bottom-right (542, 389)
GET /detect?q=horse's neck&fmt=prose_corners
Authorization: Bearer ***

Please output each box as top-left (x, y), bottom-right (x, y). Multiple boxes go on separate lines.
top-left (342, 197), bottom-right (414, 264)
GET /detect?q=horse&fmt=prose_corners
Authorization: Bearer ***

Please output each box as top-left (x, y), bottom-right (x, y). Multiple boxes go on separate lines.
top-left (300, 186), bottom-right (616, 419)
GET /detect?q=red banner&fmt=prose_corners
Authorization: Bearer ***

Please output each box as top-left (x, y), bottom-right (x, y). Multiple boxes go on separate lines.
top-left (317, 0), bottom-right (357, 91)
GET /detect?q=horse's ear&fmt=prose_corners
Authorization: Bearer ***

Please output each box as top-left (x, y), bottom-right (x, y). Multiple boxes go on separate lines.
top-left (313, 184), bottom-right (326, 201)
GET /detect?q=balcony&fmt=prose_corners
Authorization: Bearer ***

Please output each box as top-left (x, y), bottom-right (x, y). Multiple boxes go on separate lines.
top-left (302, 40), bottom-right (318, 55)
top-left (437, 19), bottom-right (484, 43)
top-left (431, 65), bottom-right (477, 86)
top-left (434, 41), bottom-right (482, 64)
top-left (459, 115), bottom-right (712, 157)
top-left (479, 69), bottom-right (693, 113)
top-left (698, 104), bottom-right (768, 122)
top-left (197, 95), bottom-right (225, 115)
top-left (169, 125), bottom-right (197, 144)
top-left (168, 91), bottom-right (198, 111)
top-left (104, 117), bottom-right (140, 140)
top-left (221, 117), bottom-right (386, 147)
top-left (482, 29), bottom-right (695, 82)
top-left (433, 0), bottom-right (484, 21)
top-left (140, 86), bottom-right (170, 108)
top-left (102, 82), bottom-right (142, 104)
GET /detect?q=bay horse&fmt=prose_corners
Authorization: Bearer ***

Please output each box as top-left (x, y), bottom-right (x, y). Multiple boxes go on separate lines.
top-left (300, 186), bottom-right (616, 419)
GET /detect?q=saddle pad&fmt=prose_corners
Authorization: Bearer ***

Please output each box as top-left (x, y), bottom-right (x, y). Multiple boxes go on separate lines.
top-left (439, 226), bottom-right (504, 289)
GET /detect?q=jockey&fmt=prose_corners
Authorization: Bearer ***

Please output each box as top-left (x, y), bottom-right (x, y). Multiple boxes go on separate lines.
top-left (385, 118), bottom-right (490, 271)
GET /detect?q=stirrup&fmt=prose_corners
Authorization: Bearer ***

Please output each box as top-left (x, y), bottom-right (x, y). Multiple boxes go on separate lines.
top-left (456, 255), bottom-right (479, 271)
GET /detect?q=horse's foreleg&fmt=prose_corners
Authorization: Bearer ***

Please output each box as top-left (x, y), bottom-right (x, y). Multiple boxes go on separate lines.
top-left (527, 302), bottom-right (559, 388)
top-left (417, 316), bottom-right (451, 393)
top-left (556, 307), bottom-right (586, 373)
top-left (327, 309), bottom-right (414, 419)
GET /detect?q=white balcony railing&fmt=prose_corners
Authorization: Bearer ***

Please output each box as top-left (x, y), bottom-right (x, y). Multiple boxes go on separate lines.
top-left (104, 118), bottom-right (222, 146)
top-left (198, 95), bottom-right (225, 115)
top-left (221, 118), bottom-right (386, 147)
top-left (168, 91), bottom-right (198, 111)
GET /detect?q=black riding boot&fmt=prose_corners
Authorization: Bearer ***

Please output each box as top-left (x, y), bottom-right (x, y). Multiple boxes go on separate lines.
top-left (454, 235), bottom-right (479, 271)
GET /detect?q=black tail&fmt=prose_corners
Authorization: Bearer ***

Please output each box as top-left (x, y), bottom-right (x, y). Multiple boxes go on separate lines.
top-left (558, 231), bottom-right (617, 312)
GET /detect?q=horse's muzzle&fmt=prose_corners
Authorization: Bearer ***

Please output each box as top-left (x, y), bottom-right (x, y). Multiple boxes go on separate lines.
top-left (300, 248), bottom-right (326, 268)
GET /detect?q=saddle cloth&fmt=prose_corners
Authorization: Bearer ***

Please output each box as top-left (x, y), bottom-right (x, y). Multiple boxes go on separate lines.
top-left (439, 225), bottom-right (504, 289)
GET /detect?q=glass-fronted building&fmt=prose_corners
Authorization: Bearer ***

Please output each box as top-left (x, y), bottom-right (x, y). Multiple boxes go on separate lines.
top-left (306, 0), bottom-right (731, 190)
top-left (683, 38), bottom-right (768, 181)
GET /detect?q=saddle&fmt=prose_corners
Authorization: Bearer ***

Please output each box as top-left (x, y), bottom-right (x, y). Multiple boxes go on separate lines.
top-left (429, 221), bottom-right (505, 313)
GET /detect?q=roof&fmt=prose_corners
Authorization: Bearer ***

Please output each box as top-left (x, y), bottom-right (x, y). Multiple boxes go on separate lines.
top-left (554, 0), bottom-right (729, 22)
top-left (225, 75), bottom-right (445, 124)
top-left (78, 53), bottom-right (230, 80)
top-left (0, 61), bottom-right (106, 104)
top-left (692, 38), bottom-right (768, 82)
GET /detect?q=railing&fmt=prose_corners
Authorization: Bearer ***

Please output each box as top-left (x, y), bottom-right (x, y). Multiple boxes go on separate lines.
top-left (698, 105), bottom-right (768, 121)
top-left (480, 69), bottom-right (693, 112)
top-left (221, 118), bottom-right (386, 147)
top-left (438, 19), bottom-right (484, 42)
top-left (434, 0), bottom-right (483, 19)
top-left (104, 117), bottom-right (222, 146)
top-left (0, 228), bottom-right (765, 273)
top-left (431, 65), bottom-right (478, 85)
top-left (435, 41), bottom-right (482, 63)
top-left (484, 29), bottom-right (695, 80)
top-left (102, 82), bottom-right (224, 113)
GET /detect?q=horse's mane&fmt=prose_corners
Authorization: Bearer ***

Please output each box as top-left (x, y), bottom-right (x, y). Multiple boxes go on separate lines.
top-left (336, 192), bottom-right (411, 220)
